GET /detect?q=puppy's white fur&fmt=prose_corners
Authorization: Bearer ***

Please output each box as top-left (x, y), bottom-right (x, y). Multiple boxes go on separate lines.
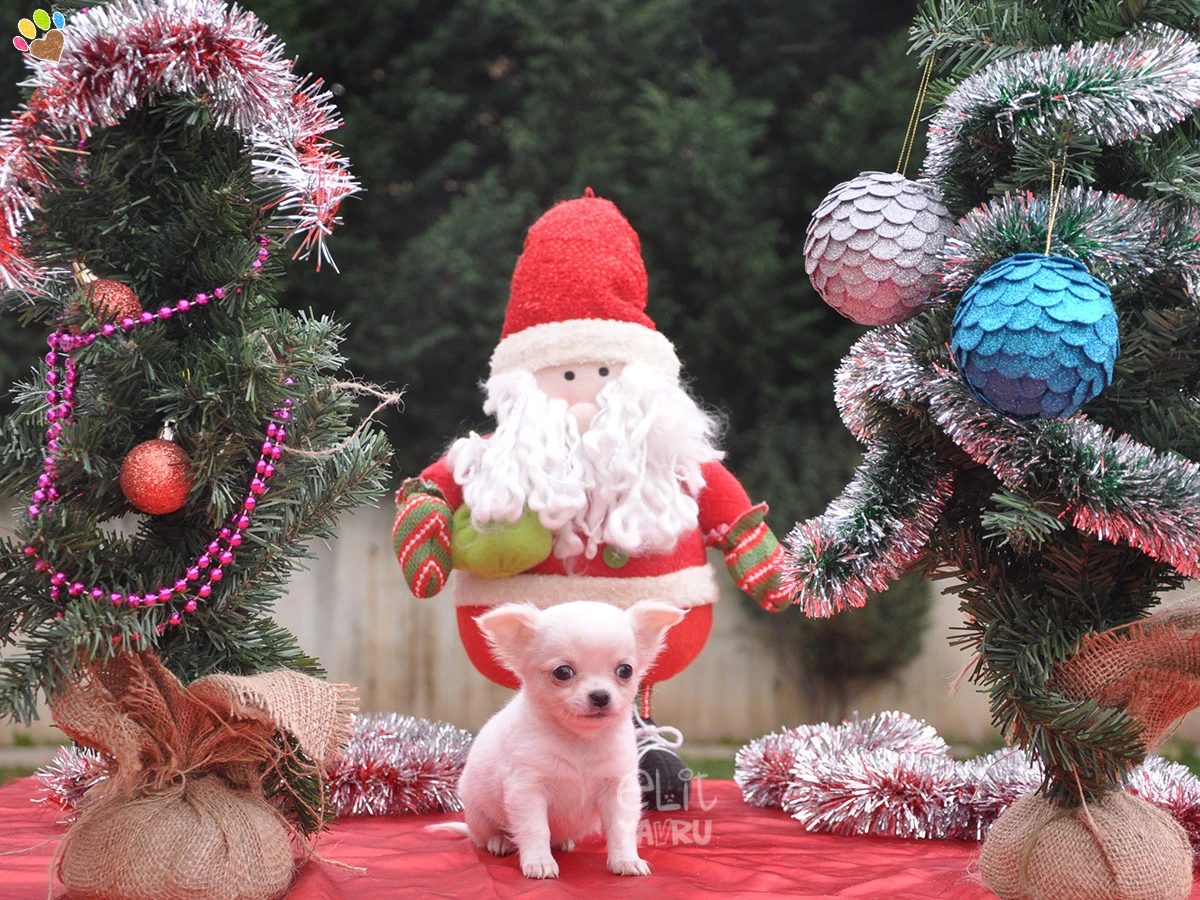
top-left (457, 599), bottom-right (684, 878)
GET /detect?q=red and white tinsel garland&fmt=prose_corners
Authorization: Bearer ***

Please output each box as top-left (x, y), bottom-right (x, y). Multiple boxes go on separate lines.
top-left (36, 713), bottom-right (473, 820)
top-left (736, 710), bottom-right (1200, 872)
top-left (0, 0), bottom-right (358, 291)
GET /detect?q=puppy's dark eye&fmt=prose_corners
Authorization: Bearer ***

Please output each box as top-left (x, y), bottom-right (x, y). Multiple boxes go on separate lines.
top-left (552, 665), bottom-right (574, 681)
top-left (616, 664), bottom-right (634, 680)
top-left (598, 366), bottom-right (610, 377)
top-left (563, 371), bottom-right (576, 381)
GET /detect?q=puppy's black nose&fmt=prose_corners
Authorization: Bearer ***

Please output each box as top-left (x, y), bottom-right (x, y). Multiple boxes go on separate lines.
top-left (589, 690), bottom-right (610, 709)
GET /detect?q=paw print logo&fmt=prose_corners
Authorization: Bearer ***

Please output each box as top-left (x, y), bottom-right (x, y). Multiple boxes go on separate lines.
top-left (13, 9), bottom-right (66, 61)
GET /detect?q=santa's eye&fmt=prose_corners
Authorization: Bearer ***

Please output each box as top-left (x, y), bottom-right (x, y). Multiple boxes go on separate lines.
top-left (599, 367), bottom-right (610, 377)
top-left (552, 665), bottom-right (574, 681)
top-left (563, 371), bottom-right (576, 381)
top-left (616, 663), bottom-right (633, 680)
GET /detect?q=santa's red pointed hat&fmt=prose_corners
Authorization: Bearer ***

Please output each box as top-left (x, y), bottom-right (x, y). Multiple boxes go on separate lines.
top-left (489, 189), bottom-right (681, 379)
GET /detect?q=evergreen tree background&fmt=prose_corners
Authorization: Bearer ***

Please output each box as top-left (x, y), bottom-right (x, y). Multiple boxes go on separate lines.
top-left (0, 0), bottom-right (931, 718)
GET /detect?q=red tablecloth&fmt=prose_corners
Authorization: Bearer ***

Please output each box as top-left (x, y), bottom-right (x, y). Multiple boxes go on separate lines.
top-left (0, 777), bottom-right (1195, 899)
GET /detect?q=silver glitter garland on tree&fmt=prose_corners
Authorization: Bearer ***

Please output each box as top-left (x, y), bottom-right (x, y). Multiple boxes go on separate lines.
top-left (924, 26), bottom-right (1200, 184)
top-left (0, 0), bottom-right (359, 289)
top-left (785, 318), bottom-right (1200, 614)
top-left (941, 188), bottom-right (1200, 298)
top-left (784, 443), bottom-right (956, 617)
top-left (35, 713), bottom-right (474, 820)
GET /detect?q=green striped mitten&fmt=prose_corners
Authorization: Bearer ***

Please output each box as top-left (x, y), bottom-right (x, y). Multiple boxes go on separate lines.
top-left (392, 478), bottom-right (453, 598)
top-left (717, 503), bottom-right (790, 611)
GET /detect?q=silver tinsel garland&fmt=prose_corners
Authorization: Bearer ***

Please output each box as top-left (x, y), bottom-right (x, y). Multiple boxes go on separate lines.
top-left (788, 318), bottom-right (1200, 614)
top-left (736, 711), bottom-right (948, 810)
top-left (924, 26), bottom-right (1200, 184)
top-left (34, 713), bottom-right (473, 820)
top-left (736, 710), bottom-right (1200, 856)
top-left (327, 713), bottom-right (473, 817)
top-left (941, 187), bottom-right (1200, 298)
top-left (784, 444), bottom-right (956, 617)
top-left (0, 0), bottom-right (359, 289)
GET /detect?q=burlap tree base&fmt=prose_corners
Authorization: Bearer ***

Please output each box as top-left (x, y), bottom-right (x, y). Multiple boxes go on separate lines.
top-left (980, 791), bottom-right (1193, 900)
top-left (51, 652), bottom-right (354, 900)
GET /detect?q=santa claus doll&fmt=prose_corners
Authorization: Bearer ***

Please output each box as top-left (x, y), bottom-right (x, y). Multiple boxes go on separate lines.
top-left (393, 190), bottom-right (789, 808)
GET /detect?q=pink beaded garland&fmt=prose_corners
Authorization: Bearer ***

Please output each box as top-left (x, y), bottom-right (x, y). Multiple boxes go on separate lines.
top-left (22, 241), bottom-right (292, 636)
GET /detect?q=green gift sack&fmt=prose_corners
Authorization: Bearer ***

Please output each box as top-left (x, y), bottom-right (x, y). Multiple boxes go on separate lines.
top-left (451, 505), bottom-right (553, 578)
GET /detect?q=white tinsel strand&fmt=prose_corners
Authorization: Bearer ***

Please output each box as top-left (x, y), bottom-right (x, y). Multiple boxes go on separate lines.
top-left (734, 728), bottom-right (810, 808)
top-left (783, 445), bottom-right (955, 616)
top-left (1129, 756), bottom-right (1200, 873)
top-left (854, 710), bottom-right (950, 756)
top-left (925, 26), bottom-right (1200, 184)
top-left (250, 76), bottom-right (359, 268)
top-left (31, 0), bottom-right (294, 139)
top-left (828, 319), bottom-right (1200, 577)
top-left (0, 0), bottom-right (360, 290)
top-left (737, 712), bottom-right (950, 807)
top-left (951, 749), bottom-right (1044, 841)
top-left (786, 748), bottom-right (963, 840)
top-left (325, 713), bottom-right (473, 817)
top-left (739, 716), bottom-right (1200, 857)
top-left (940, 188), bottom-right (1173, 294)
top-left (35, 714), bottom-right (473, 819)
top-left (33, 745), bottom-right (107, 822)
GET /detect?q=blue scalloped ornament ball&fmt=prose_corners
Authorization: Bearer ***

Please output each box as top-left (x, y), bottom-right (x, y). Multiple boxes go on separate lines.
top-left (950, 254), bottom-right (1119, 419)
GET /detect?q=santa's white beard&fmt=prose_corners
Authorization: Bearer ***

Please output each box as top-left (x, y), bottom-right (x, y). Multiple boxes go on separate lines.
top-left (447, 364), bottom-right (724, 559)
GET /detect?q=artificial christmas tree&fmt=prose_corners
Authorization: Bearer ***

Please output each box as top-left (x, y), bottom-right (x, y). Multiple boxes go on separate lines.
top-left (788, 3), bottom-right (1200, 899)
top-left (0, 2), bottom-right (390, 898)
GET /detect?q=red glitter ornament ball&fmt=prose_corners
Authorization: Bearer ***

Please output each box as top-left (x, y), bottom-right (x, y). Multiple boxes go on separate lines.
top-left (119, 439), bottom-right (193, 515)
top-left (86, 278), bottom-right (142, 322)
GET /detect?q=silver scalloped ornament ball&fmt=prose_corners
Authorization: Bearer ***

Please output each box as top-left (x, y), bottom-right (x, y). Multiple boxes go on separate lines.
top-left (805, 171), bottom-right (954, 325)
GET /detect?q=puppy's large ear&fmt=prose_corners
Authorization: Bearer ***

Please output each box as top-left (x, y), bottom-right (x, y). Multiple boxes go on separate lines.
top-left (476, 603), bottom-right (542, 674)
top-left (628, 600), bottom-right (685, 673)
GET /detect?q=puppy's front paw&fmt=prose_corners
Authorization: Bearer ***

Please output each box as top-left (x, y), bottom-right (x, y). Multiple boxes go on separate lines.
top-left (521, 855), bottom-right (560, 879)
top-left (486, 834), bottom-right (516, 856)
top-left (608, 855), bottom-right (651, 876)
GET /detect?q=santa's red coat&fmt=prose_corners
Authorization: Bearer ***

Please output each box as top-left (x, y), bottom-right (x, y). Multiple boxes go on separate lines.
top-left (419, 456), bottom-right (755, 690)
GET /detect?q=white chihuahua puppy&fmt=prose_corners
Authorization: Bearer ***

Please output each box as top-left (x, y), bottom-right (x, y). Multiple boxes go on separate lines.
top-left (457, 599), bottom-right (684, 879)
